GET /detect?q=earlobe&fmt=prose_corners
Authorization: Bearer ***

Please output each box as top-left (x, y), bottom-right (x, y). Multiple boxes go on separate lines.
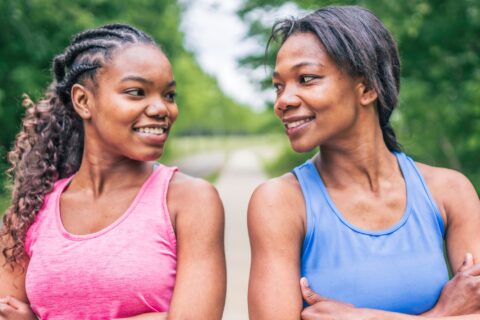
top-left (71, 84), bottom-right (92, 120)
top-left (357, 81), bottom-right (378, 106)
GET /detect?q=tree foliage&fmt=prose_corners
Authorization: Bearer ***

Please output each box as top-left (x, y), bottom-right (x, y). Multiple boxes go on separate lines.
top-left (238, 0), bottom-right (480, 191)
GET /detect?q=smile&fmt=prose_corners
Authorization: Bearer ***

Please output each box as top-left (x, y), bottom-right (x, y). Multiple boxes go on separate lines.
top-left (284, 117), bottom-right (315, 129)
top-left (133, 127), bottom-right (166, 135)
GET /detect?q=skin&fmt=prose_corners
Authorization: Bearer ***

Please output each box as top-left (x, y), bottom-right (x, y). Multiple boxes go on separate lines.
top-left (248, 32), bottom-right (480, 320)
top-left (0, 44), bottom-right (226, 320)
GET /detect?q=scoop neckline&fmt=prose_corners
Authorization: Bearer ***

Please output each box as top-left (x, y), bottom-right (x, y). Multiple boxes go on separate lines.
top-left (308, 152), bottom-right (412, 236)
top-left (55, 166), bottom-right (161, 241)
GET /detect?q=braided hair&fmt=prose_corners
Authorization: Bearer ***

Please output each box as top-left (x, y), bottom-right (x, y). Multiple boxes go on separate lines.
top-left (269, 6), bottom-right (402, 152)
top-left (1, 24), bottom-right (157, 267)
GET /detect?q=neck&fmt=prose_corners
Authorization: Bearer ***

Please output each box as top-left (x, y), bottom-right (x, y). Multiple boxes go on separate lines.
top-left (317, 123), bottom-right (400, 192)
top-left (71, 146), bottom-right (152, 198)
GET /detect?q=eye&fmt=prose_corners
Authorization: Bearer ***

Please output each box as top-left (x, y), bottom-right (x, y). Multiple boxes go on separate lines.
top-left (273, 82), bottom-right (283, 93)
top-left (165, 91), bottom-right (177, 102)
top-left (124, 88), bottom-right (145, 97)
top-left (299, 75), bottom-right (318, 83)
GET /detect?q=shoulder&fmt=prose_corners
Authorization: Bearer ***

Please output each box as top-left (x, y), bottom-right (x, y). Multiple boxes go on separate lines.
top-left (416, 162), bottom-right (479, 222)
top-left (169, 171), bottom-right (220, 203)
top-left (248, 173), bottom-right (305, 240)
top-left (167, 171), bottom-right (223, 221)
top-left (249, 172), bottom-right (303, 215)
top-left (416, 162), bottom-right (477, 202)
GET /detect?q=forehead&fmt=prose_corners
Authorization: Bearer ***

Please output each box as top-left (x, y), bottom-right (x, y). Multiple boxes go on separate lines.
top-left (275, 32), bottom-right (334, 70)
top-left (101, 44), bottom-right (172, 80)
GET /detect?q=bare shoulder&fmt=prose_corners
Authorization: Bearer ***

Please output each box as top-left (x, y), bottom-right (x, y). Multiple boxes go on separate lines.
top-left (169, 171), bottom-right (220, 202)
top-left (416, 162), bottom-right (479, 222)
top-left (416, 162), bottom-right (478, 200)
top-left (168, 172), bottom-right (220, 206)
top-left (250, 172), bottom-right (303, 209)
top-left (248, 172), bottom-right (305, 239)
top-left (416, 162), bottom-right (475, 191)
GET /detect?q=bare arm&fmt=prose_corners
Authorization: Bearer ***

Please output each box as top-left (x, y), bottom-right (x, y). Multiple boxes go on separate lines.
top-left (422, 166), bottom-right (480, 316)
top-left (248, 176), bottom-right (306, 320)
top-left (166, 174), bottom-right (226, 320)
top-left (0, 238), bottom-right (36, 319)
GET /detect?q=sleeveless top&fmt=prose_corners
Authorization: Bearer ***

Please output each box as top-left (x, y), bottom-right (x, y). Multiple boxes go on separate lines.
top-left (25, 164), bottom-right (177, 319)
top-left (293, 152), bottom-right (448, 314)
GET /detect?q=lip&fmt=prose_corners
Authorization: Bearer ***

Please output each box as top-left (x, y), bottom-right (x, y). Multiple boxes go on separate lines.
top-left (282, 115), bottom-right (315, 137)
top-left (134, 129), bottom-right (169, 145)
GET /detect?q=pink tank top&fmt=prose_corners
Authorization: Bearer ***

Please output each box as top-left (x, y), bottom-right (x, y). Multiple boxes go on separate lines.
top-left (25, 164), bottom-right (177, 319)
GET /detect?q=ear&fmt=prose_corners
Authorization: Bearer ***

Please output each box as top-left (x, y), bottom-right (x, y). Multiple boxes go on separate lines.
top-left (356, 79), bottom-right (378, 106)
top-left (71, 84), bottom-right (93, 120)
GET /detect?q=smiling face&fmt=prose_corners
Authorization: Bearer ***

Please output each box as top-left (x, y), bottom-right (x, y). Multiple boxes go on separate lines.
top-left (273, 32), bottom-right (364, 153)
top-left (78, 44), bottom-right (178, 162)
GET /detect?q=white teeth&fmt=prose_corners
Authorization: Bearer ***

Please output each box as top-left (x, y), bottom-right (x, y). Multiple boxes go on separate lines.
top-left (136, 127), bottom-right (165, 135)
top-left (285, 118), bottom-right (313, 129)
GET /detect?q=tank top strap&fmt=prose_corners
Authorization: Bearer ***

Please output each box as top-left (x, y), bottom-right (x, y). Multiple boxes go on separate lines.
top-left (293, 159), bottom-right (330, 246)
top-left (394, 152), bottom-right (445, 237)
top-left (139, 163), bottom-right (178, 247)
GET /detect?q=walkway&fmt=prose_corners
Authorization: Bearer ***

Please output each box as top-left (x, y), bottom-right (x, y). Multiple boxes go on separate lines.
top-left (172, 147), bottom-right (268, 319)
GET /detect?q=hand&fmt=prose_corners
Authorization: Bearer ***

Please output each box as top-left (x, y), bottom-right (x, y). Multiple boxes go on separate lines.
top-left (300, 278), bottom-right (366, 320)
top-left (0, 296), bottom-right (36, 320)
top-left (426, 253), bottom-right (480, 316)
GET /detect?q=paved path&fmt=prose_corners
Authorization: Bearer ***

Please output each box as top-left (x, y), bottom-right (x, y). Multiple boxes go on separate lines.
top-left (215, 149), bottom-right (268, 320)
top-left (172, 147), bottom-right (269, 319)
top-left (172, 150), bottom-right (226, 178)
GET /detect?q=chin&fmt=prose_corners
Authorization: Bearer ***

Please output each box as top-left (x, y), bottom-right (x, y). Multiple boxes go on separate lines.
top-left (133, 149), bottom-right (164, 162)
top-left (290, 141), bottom-right (317, 153)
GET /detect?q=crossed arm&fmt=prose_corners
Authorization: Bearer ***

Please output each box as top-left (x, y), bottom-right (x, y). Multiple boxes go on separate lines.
top-left (248, 168), bottom-right (480, 320)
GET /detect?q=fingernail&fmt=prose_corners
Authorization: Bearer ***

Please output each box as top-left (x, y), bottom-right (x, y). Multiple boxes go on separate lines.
top-left (301, 277), bottom-right (309, 287)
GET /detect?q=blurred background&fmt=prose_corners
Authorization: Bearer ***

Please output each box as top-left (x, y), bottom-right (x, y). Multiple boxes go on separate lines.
top-left (0, 0), bottom-right (478, 318)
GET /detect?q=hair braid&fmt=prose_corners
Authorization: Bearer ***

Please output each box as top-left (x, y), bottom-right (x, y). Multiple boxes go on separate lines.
top-left (71, 29), bottom-right (125, 44)
top-left (1, 23), bottom-right (157, 267)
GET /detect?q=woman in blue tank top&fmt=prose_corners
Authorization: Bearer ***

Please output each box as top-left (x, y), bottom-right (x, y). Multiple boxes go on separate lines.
top-left (248, 6), bottom-right (480, 319)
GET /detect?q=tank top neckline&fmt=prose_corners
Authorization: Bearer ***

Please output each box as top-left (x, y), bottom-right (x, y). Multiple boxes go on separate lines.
top-left (307, 152), bottom-right (412, 236)
top-left (55, 165), bottom-right (163, 241)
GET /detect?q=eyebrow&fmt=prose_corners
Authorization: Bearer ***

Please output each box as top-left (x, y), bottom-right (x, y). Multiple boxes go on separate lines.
top-left (121, 75), bottom-right (154, 85)
top-left (272, 61), bottom-right (325, 78)
top-left (120, 76), bottom-right (176, 88)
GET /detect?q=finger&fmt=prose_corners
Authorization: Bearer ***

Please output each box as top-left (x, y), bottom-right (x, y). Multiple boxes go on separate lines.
top-left (300, 277), bottom-right (329, 305)
top-left (0, 302), bottom-right (16, 316)
top-left (0, 296), bottom-right (23, 309)
top-left (457, 252), bottom-right (474, 273)
top-left (463, 262), bottom-right (480, 277)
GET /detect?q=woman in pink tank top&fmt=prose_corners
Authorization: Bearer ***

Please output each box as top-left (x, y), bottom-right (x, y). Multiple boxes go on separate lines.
top-left (0, 24), bottom-right (226, 320)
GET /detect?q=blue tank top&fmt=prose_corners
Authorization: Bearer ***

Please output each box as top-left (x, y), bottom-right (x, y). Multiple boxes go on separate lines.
top-left (294, 152), bottom-right (448, 314)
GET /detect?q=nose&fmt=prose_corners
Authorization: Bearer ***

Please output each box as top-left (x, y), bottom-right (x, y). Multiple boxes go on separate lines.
top-left (145, 99), bottom-right (168, 118)
top-left (274, 86), bottom-right (301, 117)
